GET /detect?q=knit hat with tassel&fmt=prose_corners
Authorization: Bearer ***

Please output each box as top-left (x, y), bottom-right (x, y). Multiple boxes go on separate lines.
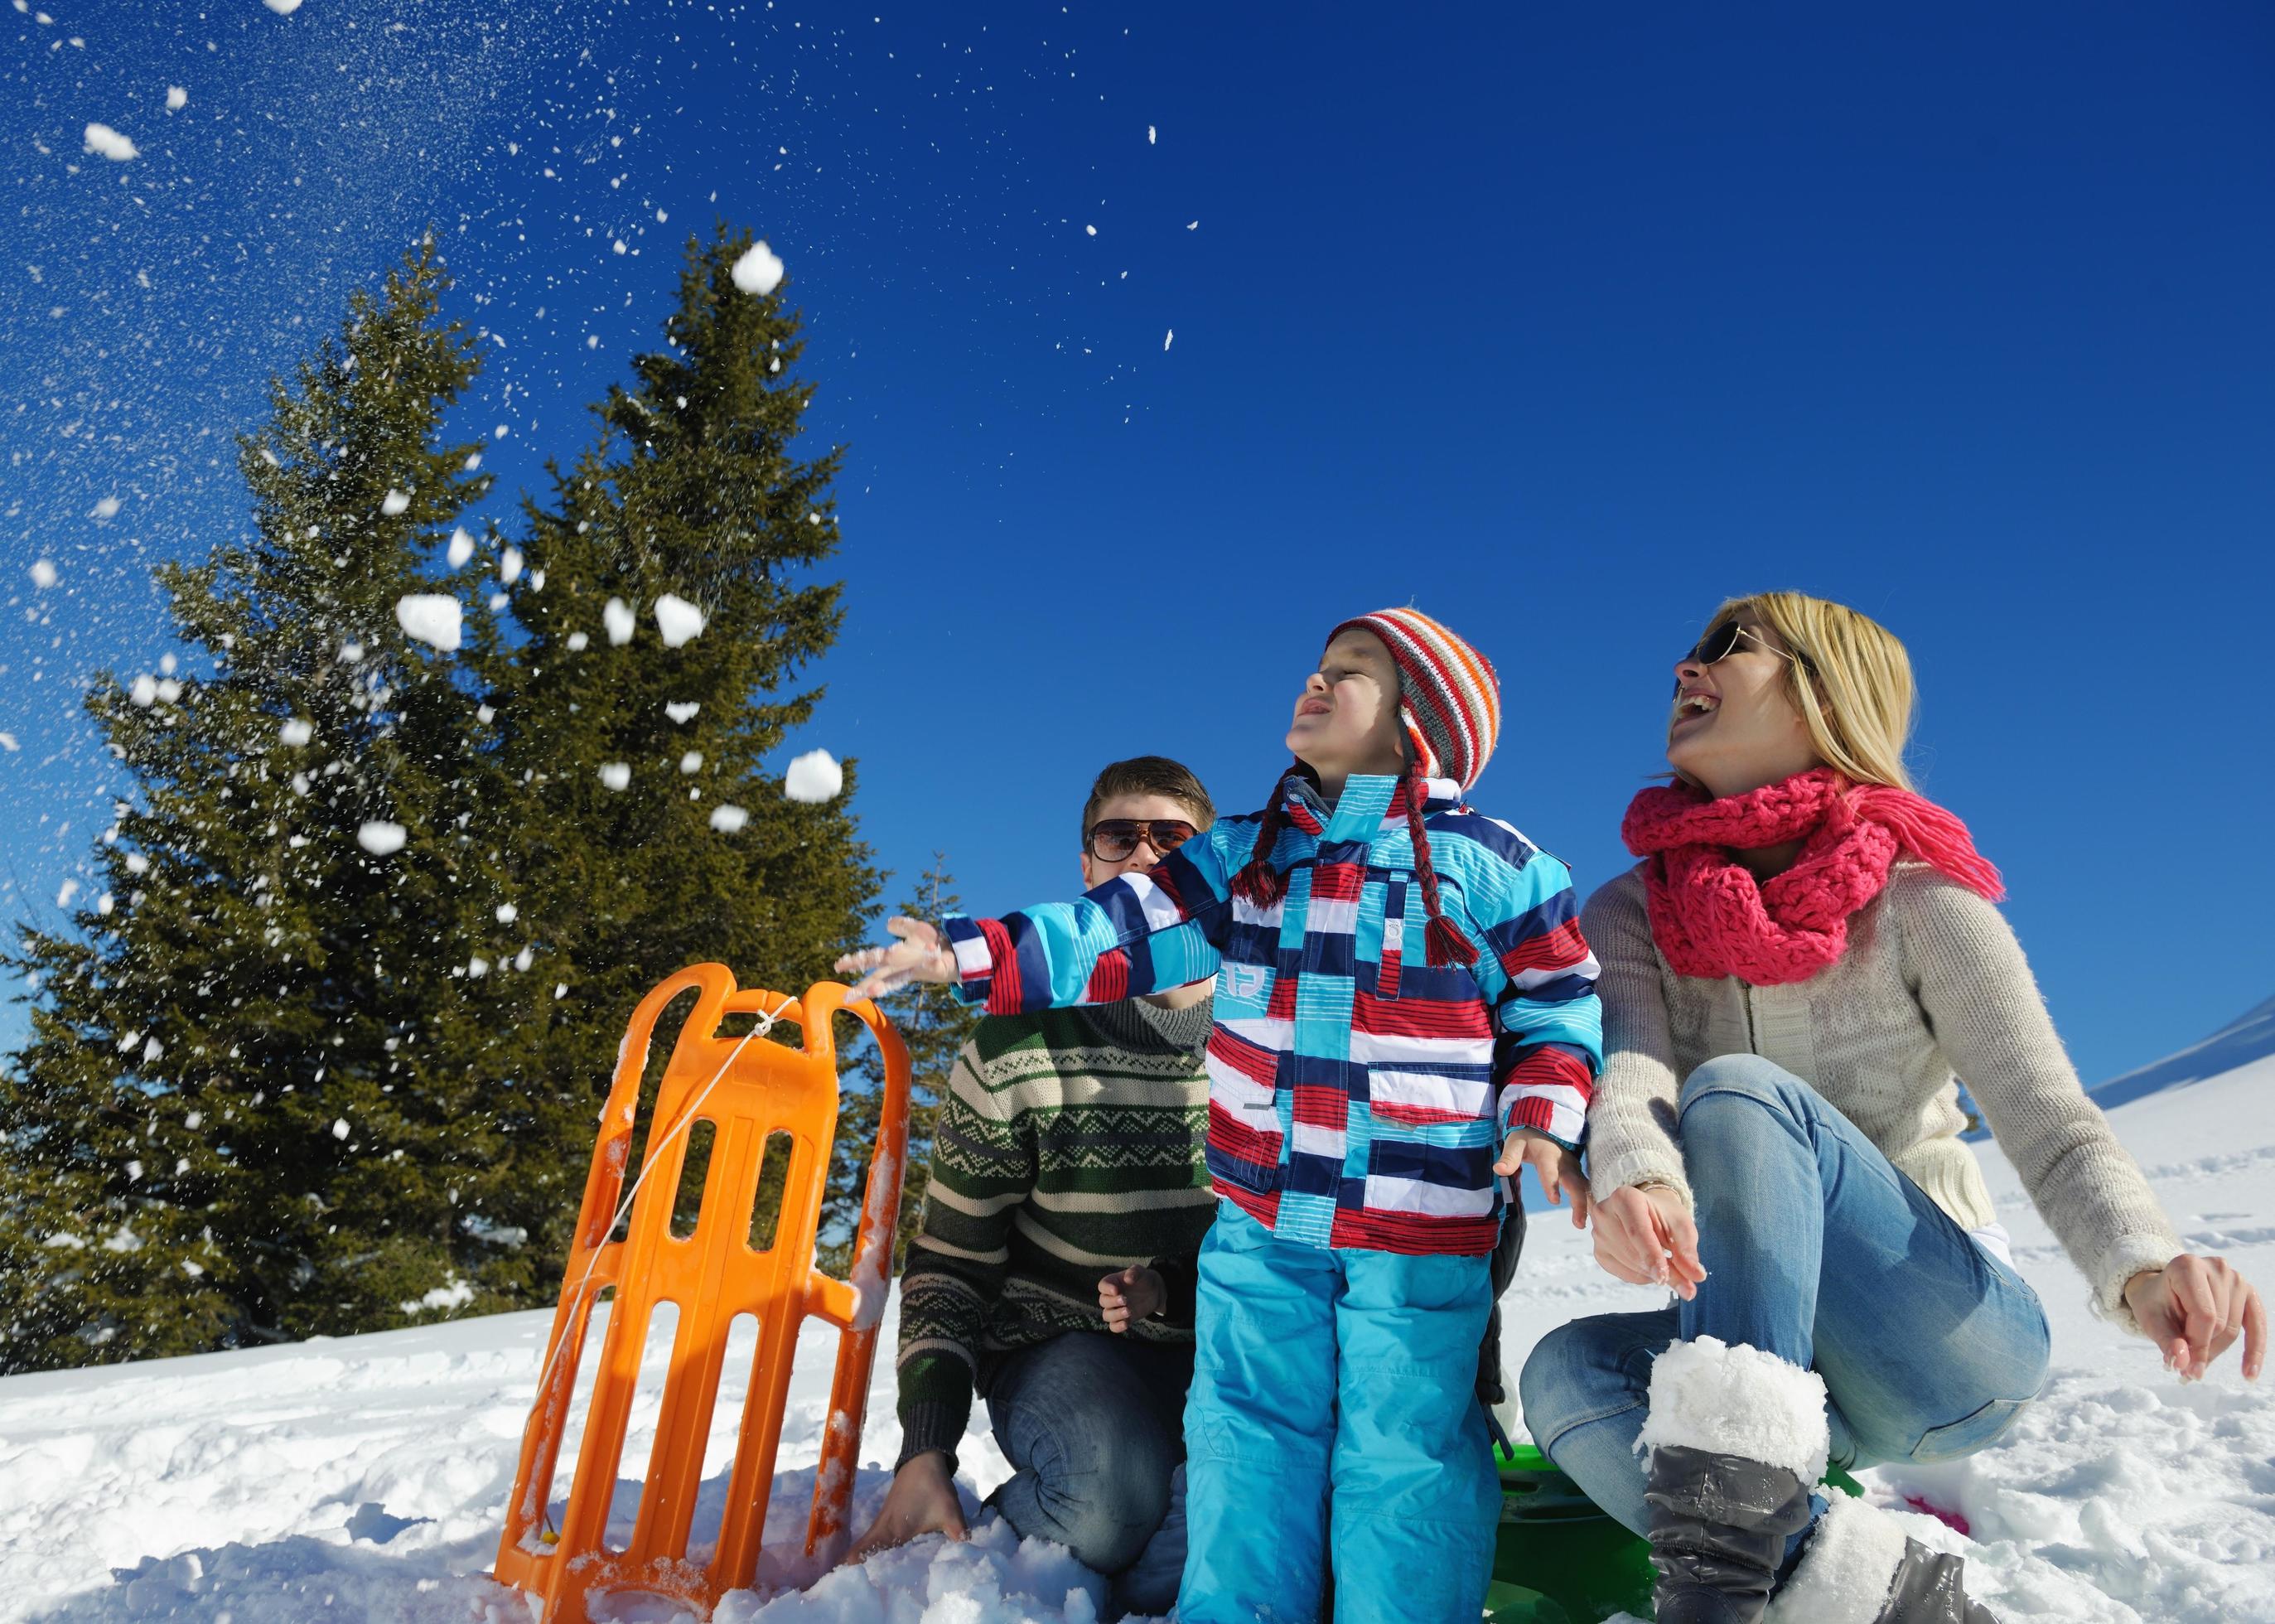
top-left (1232, 607), bottom-right (1502, 967)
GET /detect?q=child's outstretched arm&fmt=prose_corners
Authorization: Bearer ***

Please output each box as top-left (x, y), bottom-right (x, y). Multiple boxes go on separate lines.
top-left (839, 832), bottom-right (1239, 1012)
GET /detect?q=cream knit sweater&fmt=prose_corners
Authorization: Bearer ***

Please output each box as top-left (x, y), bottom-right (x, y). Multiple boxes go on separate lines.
top-left (1582, 862), bottom-right (2181, 1331)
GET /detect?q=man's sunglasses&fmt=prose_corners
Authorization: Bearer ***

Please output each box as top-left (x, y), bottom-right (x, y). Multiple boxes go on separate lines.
top-left (1086, 819), bottom-right (1198, 863)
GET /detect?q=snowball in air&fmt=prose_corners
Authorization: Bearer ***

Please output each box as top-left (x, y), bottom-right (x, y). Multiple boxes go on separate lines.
top-left (381, 488), bottom-right (412, 516)
top-left (358, 821), bottom-right (408, 856)
top-left (279, 718), bottom-right (312, 747)
top-left (653, 593), bottom-right (705, 647)
top-left (167, 87), bottom-right (187, 110)
top-left (84, 123), bottom-right (138, 162)
top-left (709, 804), bottom-right (750, 834)
top-left (500, 547), bottom-right (524, 585)
top-left (784, 749), bottom-right (843, 804)
top-left (730, 240), bottom-right (785, 295)
top-left (30, 559), bottom-right (56, 588)
top-left (495, 903), bottom-right (517, 925)
top-left (602, 597), bottom-right (635, 645)
top-left (331, 1119), bottom-right (350, 1141)
top-left (91, 495), bottom-right (121, 520)
top-left (447, 528), bottom-right (474, 568)
top-left (598, 763), bottom-right (631, 791)
top-left (665, 701), bottom-right (700, 723)
top-left (395, 593), bottom-right (462, 651)
top-left (129, 675), bottom-right (157, 707)
top-left (263, 0), bottom-right (303, 13)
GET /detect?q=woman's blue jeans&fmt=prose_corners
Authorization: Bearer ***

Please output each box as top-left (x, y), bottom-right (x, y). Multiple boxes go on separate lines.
top-left (1519, 1055), bottom-right (2050, 1536)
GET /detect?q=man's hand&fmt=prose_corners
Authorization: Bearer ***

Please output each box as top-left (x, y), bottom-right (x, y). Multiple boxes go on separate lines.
top-left (1591, 1182), bottom-right (1707, 1300)
top-left (1099, 1264), bottom-right (1166, 1333)
top-left (1492, 1127), bottom-right (1592, 1228)
top-left (2125, 1254), bottom-right (2266, 1383)
top-left (836, 916), bottom-right (959, 1003)
top-left (840, 1450), bottom-right (966, 1567)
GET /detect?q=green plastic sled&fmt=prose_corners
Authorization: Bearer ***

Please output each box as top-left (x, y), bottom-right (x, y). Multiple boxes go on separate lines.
top-left (1482, 1443), bottom-right (1865, 1623)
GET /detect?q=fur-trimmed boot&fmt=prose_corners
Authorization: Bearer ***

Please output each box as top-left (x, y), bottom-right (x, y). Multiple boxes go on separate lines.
top-left (1639, 1336), bottom-right (1828, 1624)
top-left (1765, 1490), bottom-right (2000, 1624)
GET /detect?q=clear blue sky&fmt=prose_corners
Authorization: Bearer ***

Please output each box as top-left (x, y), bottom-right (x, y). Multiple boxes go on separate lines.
top-left (3, 2), bottom-right (2270, 1088)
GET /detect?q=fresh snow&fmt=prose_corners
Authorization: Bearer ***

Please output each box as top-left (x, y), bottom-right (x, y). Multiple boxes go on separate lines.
top-left (731, 241), bottom-right (785, 296)
top-left (1, 1028), bottom-right (2268, 1622)
top-left (393, 594), bottom-right (462, 652)
top-left (783, 749), bottom-right (843, 805)
top-left (82, 123), bottom-right (138, 162)
top-left (654, 594), bottom-right (707, 648)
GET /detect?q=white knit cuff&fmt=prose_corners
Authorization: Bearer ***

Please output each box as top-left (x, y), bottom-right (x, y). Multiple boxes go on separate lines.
top-left (1587, 1148), bottom-right (1694, 1213)
top-left (1763, 1489), bottom-right (1907, 1624)
top-left (1638, 1336), bottom-right (1829, 1483)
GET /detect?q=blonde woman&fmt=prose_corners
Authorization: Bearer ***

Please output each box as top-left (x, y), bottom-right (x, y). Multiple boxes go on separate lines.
top-left (1519, 593), bottom-right (2263, 1624)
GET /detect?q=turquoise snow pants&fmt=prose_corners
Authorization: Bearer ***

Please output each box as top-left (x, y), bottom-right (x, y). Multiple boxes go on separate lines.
top-left (1179, 1202), bottom-right (1500, 1624)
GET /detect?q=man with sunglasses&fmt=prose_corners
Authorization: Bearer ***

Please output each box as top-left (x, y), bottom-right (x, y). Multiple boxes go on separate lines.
top-left (847, 756), bottom-right (1217, 1618)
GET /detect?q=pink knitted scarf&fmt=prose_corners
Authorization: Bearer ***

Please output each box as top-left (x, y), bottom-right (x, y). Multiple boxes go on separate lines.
top-left (1621, 767), bottom-right (2005, 985)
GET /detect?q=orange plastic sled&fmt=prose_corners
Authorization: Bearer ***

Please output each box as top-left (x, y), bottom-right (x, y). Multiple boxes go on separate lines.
top-left (493, 965), bottom-right (911, 1624)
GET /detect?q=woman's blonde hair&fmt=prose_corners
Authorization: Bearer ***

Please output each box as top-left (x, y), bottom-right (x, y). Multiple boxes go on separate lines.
top-left (1703, 592), bottom-right (1918, 790)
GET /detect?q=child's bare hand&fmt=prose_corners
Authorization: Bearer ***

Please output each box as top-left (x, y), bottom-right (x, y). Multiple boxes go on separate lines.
top-left (1492, 1128), bottom-right (1591, 1228)
top-left (835, 916), bottom-right (958, 1002)
top-left (1099, 1264), bottom-right (1165, 1332)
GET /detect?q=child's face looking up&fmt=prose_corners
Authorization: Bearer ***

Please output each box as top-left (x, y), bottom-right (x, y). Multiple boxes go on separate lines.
top-left (1287, 628), bottom-right (1407, 782)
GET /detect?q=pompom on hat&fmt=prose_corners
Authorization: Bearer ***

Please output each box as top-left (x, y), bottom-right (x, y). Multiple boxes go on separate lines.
top-left (1232, 607), bottom-right (1503, 968)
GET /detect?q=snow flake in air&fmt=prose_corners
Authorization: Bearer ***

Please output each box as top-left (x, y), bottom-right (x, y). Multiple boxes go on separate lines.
top-left (331, 1118), bottom-right (350, 1141)
top-left (90, 495), bottom-right (121, 520)
top-left (128, 675), bottom-right (158, 707)
top-left (602, 597), bottom-right (635, 645)
top-left (263, 0), bottom-right (303, 12)
top-left (83, 123), bottom-right (138, 162)
top-left (382, 488), bottom-right (412, 517)
top-left (500, 547), bottom-right (524, 586)
top-left (1164, 329), bottom-right (1175, 351)
top-left (30, 558), bottom-right (56, 588)
top-left (495, 903), bottom-right (517, 925)
top-left (731, 240), bottom-right (785, 296)
top-left (1148, 125), bottom-right (1157, 144)
top-left (395, 594), bottom-right (462, 651)
top-left (665, 701), bottom-right (700, 723)
top-left (278, 718), bottom-right (313, 747)
top-left (709, 803), bottom-right (749, 834)
top-left (653, 593), bottom-right (705, 647)
top-left (784, 749), bottom-right (843, 804)
top-left (597, 763), bottom-right (631, 791)
top-left (357, 820), bottom-right (408, 856)
top-left (166, 86), bottom-right (187, 111)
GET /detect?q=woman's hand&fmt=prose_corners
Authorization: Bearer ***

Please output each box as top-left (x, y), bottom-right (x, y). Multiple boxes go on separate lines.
top-left (1493, 1128), bottom-right (1592, 1228)
top-left (1099, 1264), bottom-right (1166, 1332)
top-left (836, 916), bottom-right (959, 1003)
top-left (840, 1450), bottom-right (967, 1566)
top-left (2124, 1254), bottom-right (2266, 1382)
top-left (1590, 1183), bottom-right (1707, 1300)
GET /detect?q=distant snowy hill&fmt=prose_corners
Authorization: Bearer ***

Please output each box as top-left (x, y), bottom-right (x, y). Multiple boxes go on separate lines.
top-left (2, 1016), bottom-right (2271, 1623)
top-left (2089, 993), bottom-right (2275, 1109)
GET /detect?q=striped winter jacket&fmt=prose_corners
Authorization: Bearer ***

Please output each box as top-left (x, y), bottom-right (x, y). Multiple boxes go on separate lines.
top-left (943, 771), bottom-right (1604, 1256)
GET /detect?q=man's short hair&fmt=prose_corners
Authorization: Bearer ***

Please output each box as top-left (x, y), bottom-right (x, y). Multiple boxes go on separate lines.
top-left (1080, 756), bottom-right (1215, 846)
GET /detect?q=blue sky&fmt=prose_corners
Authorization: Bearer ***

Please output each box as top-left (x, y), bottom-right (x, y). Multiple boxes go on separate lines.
top-left (3, 1), bottom-right (2270, 1088)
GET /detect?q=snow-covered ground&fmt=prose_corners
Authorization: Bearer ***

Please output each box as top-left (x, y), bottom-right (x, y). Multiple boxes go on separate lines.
top-left (3, 1027), bottom-right (2270, 1624)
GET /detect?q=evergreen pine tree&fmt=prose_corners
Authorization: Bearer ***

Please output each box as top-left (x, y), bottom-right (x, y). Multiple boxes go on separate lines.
top-left (471, 227), bottom-right (882, 1289)
top-left (0, 241), bottom-right (519, 1369)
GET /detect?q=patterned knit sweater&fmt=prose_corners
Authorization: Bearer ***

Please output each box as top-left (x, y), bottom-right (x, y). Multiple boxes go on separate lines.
top-left (1582, 862), bottom-right (2182, 1331)
top-left (894, 993), bottom-right (1215, 1468)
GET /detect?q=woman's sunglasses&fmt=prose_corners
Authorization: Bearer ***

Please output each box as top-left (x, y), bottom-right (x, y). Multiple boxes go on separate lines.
top-left (1086, 819), bottom-right (1198, 863)
top-left (1675, 622), bottom-right (1815, 693)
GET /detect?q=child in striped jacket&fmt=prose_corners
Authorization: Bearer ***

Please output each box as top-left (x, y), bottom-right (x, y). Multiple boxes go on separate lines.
top-left (841, 608), bottom-right (1603, 1624)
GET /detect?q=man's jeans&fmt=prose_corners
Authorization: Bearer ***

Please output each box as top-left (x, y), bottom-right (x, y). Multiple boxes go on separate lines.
top-left (984, 1329), bottom-right (1194, 1616)
top-left (1520, 1055), bottom-right (2050, 1536)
